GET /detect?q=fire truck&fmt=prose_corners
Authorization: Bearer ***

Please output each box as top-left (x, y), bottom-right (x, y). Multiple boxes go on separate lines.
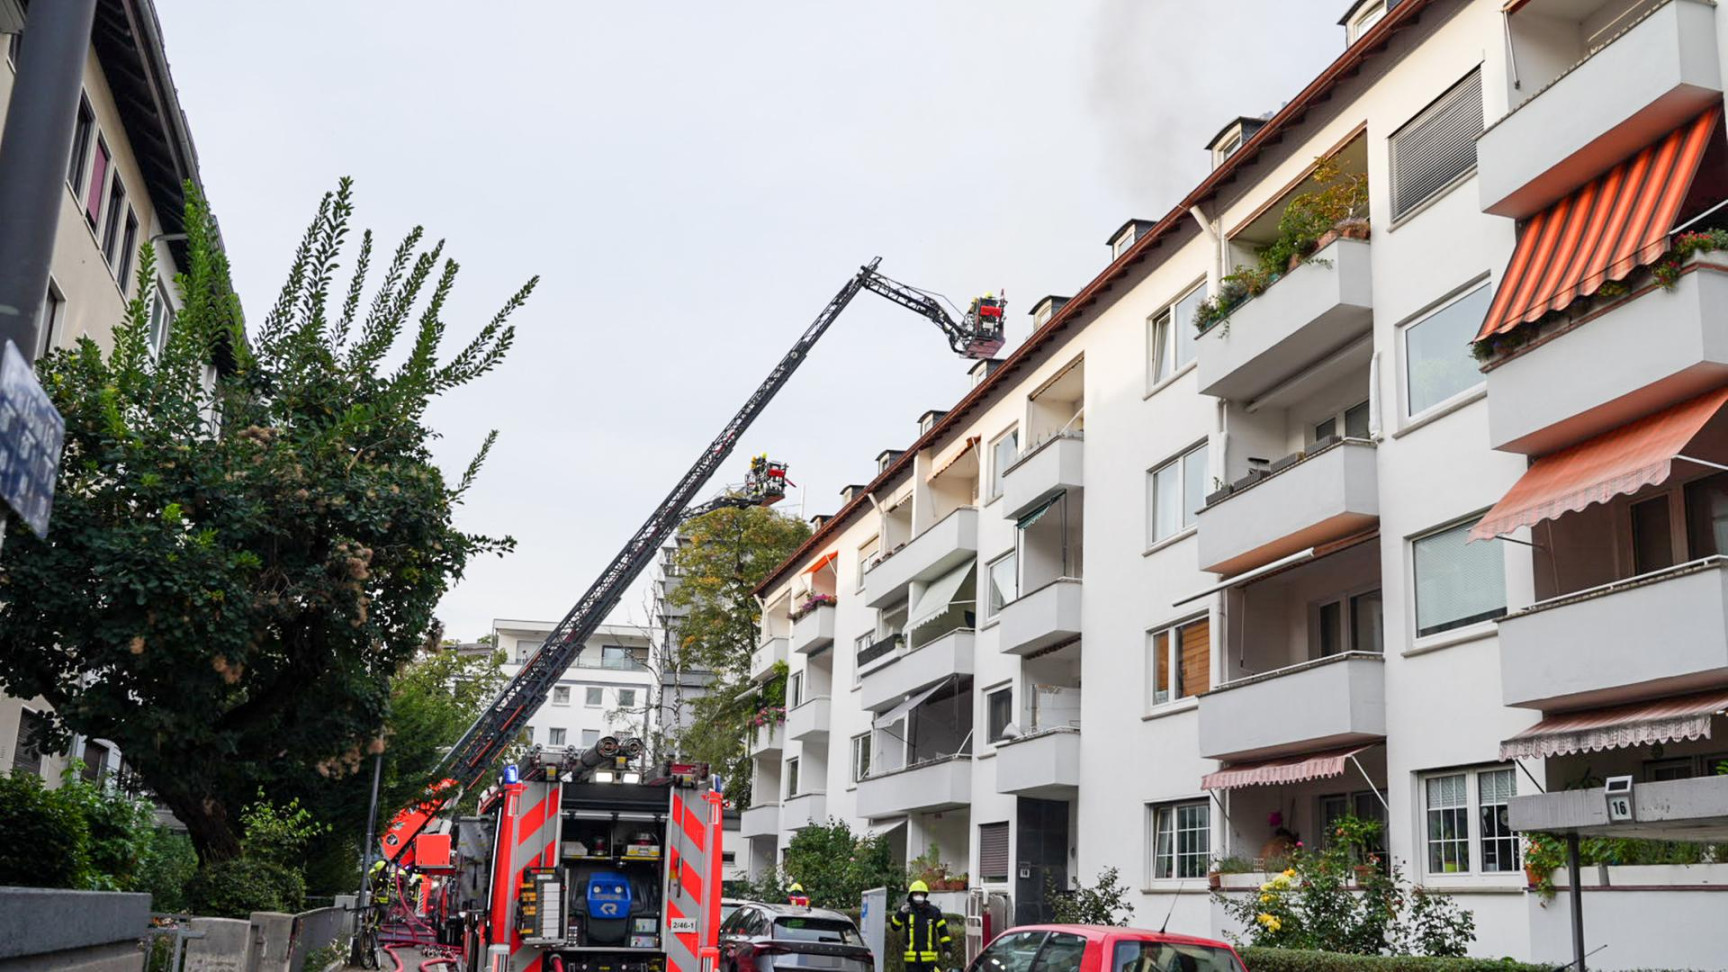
top-left (406, 738), bottom-right (723, 972)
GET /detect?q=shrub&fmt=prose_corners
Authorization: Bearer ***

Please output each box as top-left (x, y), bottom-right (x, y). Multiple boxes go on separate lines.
top-left (781, 820), bottom-right (902, 909)
top-left (1238, 948), bottom-right (1552, 972)
top-left (135, 829), bottom-right (199, 912)
top-left (185, 858), bottom-right (307, 918)
top-left (0, 770), bottom-right (91, 888)
top-left (1046, 866), bottom-right (1134, 926)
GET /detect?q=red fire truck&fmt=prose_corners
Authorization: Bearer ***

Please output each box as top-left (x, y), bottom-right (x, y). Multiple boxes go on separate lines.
top-left (406, 739), bottom-right (725, 972)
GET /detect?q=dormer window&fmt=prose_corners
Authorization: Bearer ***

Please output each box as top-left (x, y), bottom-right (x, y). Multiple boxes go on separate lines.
top-left (1030, 295), bottom-right (1070, 330)
top-left (1343, 0), bottom-right (1387, 45)
top-left (1205, 117), bottom-right (1266, 170)
top-left (1108, 220), bottom-right (1154, 260)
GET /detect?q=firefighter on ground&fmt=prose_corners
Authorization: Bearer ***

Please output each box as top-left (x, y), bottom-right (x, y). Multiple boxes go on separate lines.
top-left (890, 880), bottom-right (950, 972)
top-left (788, 882), bottom-right (810, 908)
top-left (368, 858), bottom-right (395, 912)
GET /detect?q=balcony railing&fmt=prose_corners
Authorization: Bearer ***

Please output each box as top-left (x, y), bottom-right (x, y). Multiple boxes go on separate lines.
top-left (1002, 431), bottom-right (1085, 521)
top-left (994, 726), bottom-right (1081, 796)
top-left (1198, 652), bottom-right (1386, 761)
top-left (997, 578), bottom-right (1083, 656)
top-left (857, 634), bottom-right (904, 669)
top-left (1197, 437), bottom-right (1378, 576)
top-left (855, 753), bottom-right (973, 817)
top-left (858, 629), bottom-right (976, 712)
top-left (862, 507), bottom-right (979, 609)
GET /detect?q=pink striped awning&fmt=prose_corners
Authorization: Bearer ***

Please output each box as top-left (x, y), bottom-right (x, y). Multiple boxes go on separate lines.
top-left (1500, 690), bottom-right (1728, 761)
top-left (1202, 745), bottom-right (1371, 791)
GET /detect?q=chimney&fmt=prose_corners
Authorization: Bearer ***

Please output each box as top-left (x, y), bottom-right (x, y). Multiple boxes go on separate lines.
top-left (968, 358), bottom-right (1002, 389)
top-left (1206, 116), bottom-right (1268, 170)
top-left (918, 409), bottom-right (949, 435)
top-left (839, 483), bottom-right (865, 504)
top-left (875, 449), bottom-right (905, 474)
top-left (1030, 295), bottom-right (1071, 330)
top-left (1107, 221), bottom-right (1156, 261)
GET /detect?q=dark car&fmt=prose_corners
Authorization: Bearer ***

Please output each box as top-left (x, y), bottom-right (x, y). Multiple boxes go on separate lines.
top-left (718, 902), bottom-right (874, 972)
top-left (968, 925), bottom-right (1247, 972)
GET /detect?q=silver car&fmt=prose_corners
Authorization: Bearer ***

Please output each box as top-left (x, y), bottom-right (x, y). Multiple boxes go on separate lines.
top-left (718, 903), bottom-right (873, 972)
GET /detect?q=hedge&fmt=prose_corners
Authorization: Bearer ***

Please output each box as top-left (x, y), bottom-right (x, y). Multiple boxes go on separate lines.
top-left (184, 858), bottom-right (306, 918)
top-left (1237, 949), bottom-right (1701, 972)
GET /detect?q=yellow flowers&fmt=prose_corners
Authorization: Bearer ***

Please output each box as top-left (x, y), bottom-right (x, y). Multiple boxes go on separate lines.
top-left (1283, 868), bottom-right (1297, 878)
top-left (1256, 913), bottom-right (1282, 932)
top-left (1259, 893), bottom-right (1273, 903)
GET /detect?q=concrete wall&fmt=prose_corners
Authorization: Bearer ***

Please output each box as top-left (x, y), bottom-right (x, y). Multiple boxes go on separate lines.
top-left (0, 888), bottom-right (148, 972)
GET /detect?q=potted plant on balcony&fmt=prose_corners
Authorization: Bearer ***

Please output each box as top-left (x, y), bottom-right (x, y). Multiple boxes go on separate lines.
top-left (1265, 152), bottom-right (1370, 273)
top-left (790, 592), bottom-right (837, 622)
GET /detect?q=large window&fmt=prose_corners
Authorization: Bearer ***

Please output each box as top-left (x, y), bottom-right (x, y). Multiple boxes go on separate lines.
top-left (1403, 283), bottom-right (1492, 416)
top-left (849, 732), bottom-right (872, 783)
top-left (1314, 589), bottom-right (1383, 656)
top-left (986, 552), bottom-right (1017, 617)
top-left (979, 822), bottom-right (1010, 883)
top-left (1150, 801), bottom-right (1210, 880)
top-left (1147, 617), bottom-right (1209, 708)
top-left (1389, 69), bottom-right (1483, 220)
top-left (1148, 442), bottom-right (1208, 545)
top-left (990, 428), bottom-right (1020, 500)
top-left (986, 687), bottom-right (1013, 742)
top-left (1423, 767), bottom-right (1520, 876)
top-left (1413, 519), bottom-right (1506, 637)
top-left (1148, 283), bottom-right (1209, 388)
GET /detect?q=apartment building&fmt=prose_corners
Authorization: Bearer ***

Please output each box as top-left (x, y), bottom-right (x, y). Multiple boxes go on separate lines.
top-left (495, 620), bottom-right (662, 752)
top-left (744, 1), bottom-right (1728, 966)
top-left (0, 0), bottom-right (204, 787)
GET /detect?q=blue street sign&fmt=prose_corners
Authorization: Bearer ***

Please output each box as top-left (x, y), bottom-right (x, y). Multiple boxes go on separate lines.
top-left (0, 341), bottom-right (64, 539)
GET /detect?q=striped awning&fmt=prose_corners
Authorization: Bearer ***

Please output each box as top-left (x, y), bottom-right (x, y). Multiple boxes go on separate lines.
top-left (930, 436), bottom-right (981, 481)
top-left (1476, 107), bottom-right (1720, 342)
top-left (802, 551), bottom-right (838, 576)
top-left (1500, 690), bottom-right (1728, 761)
top-left (1470, 385), bottom-right (1728, 540)
top-left (1202, 745), bottom-right (1371, 791)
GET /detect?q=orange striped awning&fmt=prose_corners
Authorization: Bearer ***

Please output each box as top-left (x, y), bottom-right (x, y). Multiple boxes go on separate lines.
top-left (1500, 690), bottom-right (1728, 761)
top-left (1471, 385), bottom-right (1728, 540)
top-left (801, 551), bottom-right (838, 575)
top-left (1202, 745), bottom-right (1373, 791)
top-left (1476, 108), bottom-right (1720, 343)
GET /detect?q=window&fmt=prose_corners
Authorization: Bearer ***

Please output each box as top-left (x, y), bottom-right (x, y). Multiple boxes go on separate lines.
top-left (36, 279), bottom-right (65, 361)
top-left (986, 552), bottom-right (1017, 617)
top-left (1403, 283), bottom-right (1492, 416)
top-left (1311, 401), bottom-right (1371, 444)
top-left (975, 932), bottom-right (1048, 972)
top-left (549, 728), bottom-right (567, 747)
top-left (1112, 941), bottom-right (1245, 972)
top-left (1320, 790), bottom-right (1388, 859)
top-left (986, 687), bottom-right (1013, 742)
top-left (1148, 442), bottom-right (1208, 545)
top-left (584, 687), bottom-right (604, 707)
top-left (979, 822), bottom-right (1010, 882)
top-left (552, 686), bottom-right (571, 706)
top-left (617, 688), bottom-right (637, 709)
top-left (1148, 284), bottom-right (1209, 387)
top-left (788, 671), bottom-right (803, 708)
top-left (115, 209), bottom-right (138, 286)
top-left (1150, 801), bottom-right (1210, 880)
top-left (1147, 617), bottom-right (1210, 707)
top-left (773, 917), bottom-right (863, 946)
top-left (85, 137), bottom-right (110, 226)
top-left (148, 280), bottom-right (173, 357)
top-left (785, 757), bottom-right (800, 797)
top-left (582, 729), bottom-right (600, 748)
top-left (102, 181), bottom-right (129, 267)
top-left (1389, 69), bottom-right (1483, 220)
top-left (1423, 767), bottom-right (1520, 875)
top-left (1632, 495), bottom-right (1675, 574)
top-left (1413, 519), bottom-right (1506, 637)
top-left (857, 536), bottom-right (880, 590)
top-left (600, 644), bottom-right (641, 670)
top-left (68, 97), bottom-right (94, 195)
top-left (11, 708), bottom-right (47, 775)
top-left (516, 639), bottom-right (539, 663)
top-left (1347, 0), bottom-right (1387, 43)
top-left (1112, 230), bottom-right (1135, 260)
top-left (1685, 472), bottom-right (1728, 559)
top-left (81, 741), bottom-right (111, 783)
top-left (1217, 131), bottom-right (1243, 162)
top-left (6, 32), bottom-right (18, 67)
top-left (1313, 589), bottom-right (1383, 656)
top-left (850, 732), bottom-right (872, 783)
top-left (1031, 933), bottom-right (1088, 972)
top-left (990, 428), bottom-right (1020, 499)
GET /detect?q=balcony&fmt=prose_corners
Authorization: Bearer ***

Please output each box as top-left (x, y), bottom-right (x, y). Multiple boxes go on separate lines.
top-left (858, 629), bottom-right (976, 712)
top-left (855, 755), bottom-right (973, 818)
top-left (1197, 652), bottom-right (1386, 761)
top-left (740, 803), bottom-right (780, 839)
top-left (1500, 558), bottom-right (1728, 710)
top-left (994, 728), bottom-right (1081, 797)
top-left (1197, 439), bottom-right (1379, 576)
top-left (997, 579), bottom-right (1083, 656)
top-left (791, 604), bottom-right (837, 654)
top-left (748, 723), bottom-right (784, 758)
top-left (863, 507), bottom-right (979, 609)
top-left (1485, 260), bottom-right (1728, 455)
top-left (786, 697), bottom-right (831, 743)
top-left (781, 792), bottom-right (828, 831)
top-left (750, 637), bottom-right (787, 683)
top-left (1002, 434), bottom-right (1084, 521)
top-left (1195, 238), bottom-right (1374, 403)
top-left (1479, 0), bottom-right (1721, 218)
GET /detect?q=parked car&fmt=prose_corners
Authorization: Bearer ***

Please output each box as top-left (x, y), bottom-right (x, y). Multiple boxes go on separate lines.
top-left (722, 898), bottom-right (751, 926)
top-left (969, 925), bottom-right (1247, 972)
top-left (718, 902), bottom-right (874, 972)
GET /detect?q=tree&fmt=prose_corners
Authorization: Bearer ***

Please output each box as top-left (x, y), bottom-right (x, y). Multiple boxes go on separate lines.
top-left (0, 180), bottom-right (534, 863)
top-left (662, 505), bottom-right (808, 803)
top-left (1047, 867), bottom-right (1134, 926)
top-left (781, 819), bottom-right (901, 910)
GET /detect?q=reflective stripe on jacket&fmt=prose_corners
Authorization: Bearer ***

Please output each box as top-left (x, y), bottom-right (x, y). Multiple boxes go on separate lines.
top-left (888, 905), bottom-right (950, 962)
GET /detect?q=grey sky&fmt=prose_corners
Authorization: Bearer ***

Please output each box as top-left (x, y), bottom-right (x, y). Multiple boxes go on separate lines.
top-left (154, 2), bottom-right (1343, 641)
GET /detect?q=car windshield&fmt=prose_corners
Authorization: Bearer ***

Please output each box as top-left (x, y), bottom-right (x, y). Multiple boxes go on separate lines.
top-left (1113, 941), bottom-right (1244, 972)
top-left (775, 917), bottom-right (863, 945)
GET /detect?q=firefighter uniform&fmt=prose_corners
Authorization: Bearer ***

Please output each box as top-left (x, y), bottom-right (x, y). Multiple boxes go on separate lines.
top-left (889, 880), bottom-right (950, 972)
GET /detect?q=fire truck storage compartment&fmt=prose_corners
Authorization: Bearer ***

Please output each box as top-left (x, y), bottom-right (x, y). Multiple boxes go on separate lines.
top-left (560, 781), bottom-right (671, 949)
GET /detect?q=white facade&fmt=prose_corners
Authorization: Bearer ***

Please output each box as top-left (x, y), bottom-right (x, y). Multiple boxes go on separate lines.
top-left (494, 620), bottom-right (659, 752)
top-left (0, 0), bottom-right (203, 791)
top-left (743, 2), bottom-right (1728, 966)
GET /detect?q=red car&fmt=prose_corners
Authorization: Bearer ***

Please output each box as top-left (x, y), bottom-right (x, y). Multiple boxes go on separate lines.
top-left (968, 925), bottom-right (1247, 972)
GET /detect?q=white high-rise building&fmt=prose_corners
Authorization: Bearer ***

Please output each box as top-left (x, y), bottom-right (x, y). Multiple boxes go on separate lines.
top-left (494, 620), bottom-right (659, 753)
top-left (743, 1), bottom-right (1728, 966)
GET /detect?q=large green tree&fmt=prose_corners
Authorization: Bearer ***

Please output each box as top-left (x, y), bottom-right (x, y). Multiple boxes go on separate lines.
top-left (0, 180), bottom-right (534, 862)
top-left (664, 505), bottom-right (808, 803)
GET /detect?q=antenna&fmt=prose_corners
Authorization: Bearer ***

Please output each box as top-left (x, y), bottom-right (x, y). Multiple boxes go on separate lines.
top-left (1158, 877), bottom-right (1187, 934)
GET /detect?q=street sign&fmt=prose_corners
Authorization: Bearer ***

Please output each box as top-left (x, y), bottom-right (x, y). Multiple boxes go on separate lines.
top-left (0, 339), bottom-right (64, 538)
